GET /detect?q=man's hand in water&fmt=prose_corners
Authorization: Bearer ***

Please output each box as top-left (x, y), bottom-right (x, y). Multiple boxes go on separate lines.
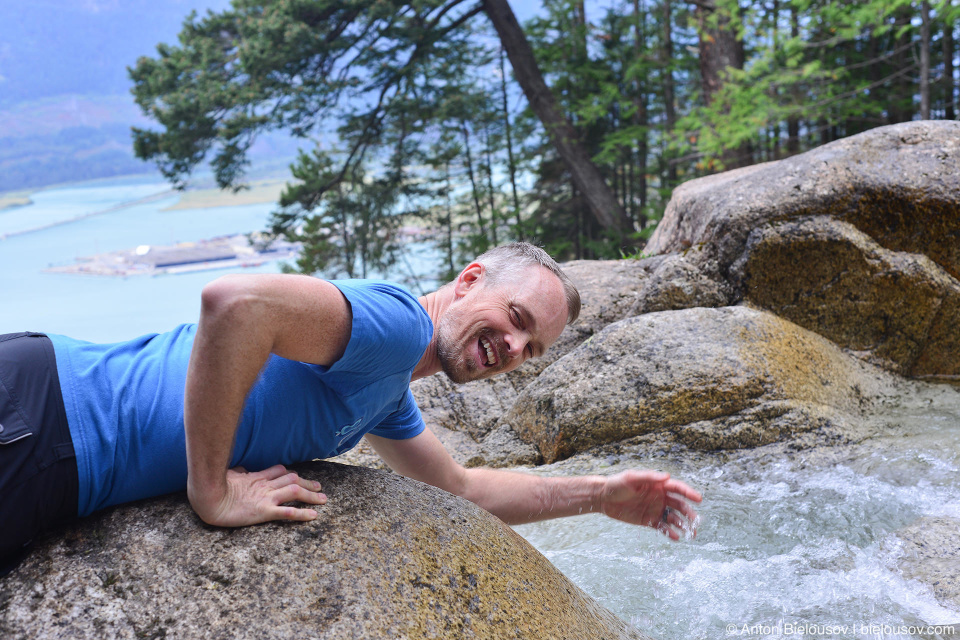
top-left (599, 470), bottom-right (702, 540)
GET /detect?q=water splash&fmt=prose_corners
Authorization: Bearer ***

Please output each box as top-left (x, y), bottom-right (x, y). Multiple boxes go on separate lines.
top-left (513, 388), bottom-right (960, 639)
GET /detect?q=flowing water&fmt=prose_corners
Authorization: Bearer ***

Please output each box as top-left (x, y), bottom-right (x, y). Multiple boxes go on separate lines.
top-left (514, 388), bottom-right (960, 639)
top-left (4, 177), bottom-right (959, 639)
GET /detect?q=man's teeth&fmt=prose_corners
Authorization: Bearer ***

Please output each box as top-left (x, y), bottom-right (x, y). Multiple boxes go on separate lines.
top-left (480, 337), bottom-right (495, 365)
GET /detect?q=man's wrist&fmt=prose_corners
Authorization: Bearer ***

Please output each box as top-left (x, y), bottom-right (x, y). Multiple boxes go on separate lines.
top-left (587, 475), bottom-right (607, 514)
top-left (187, 471), bottom-right (227, 510)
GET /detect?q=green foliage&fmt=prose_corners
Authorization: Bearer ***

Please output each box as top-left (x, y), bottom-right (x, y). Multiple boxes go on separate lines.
top-left (675, 0), bottom-right (956, 170)
top-left (131, 0), bottom-right (959, 276)
top-left (274, 148), bottom-right (401, 279)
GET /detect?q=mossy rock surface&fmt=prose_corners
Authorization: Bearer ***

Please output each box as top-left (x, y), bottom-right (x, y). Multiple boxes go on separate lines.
top-left (505, 306), bottom-right (902, 463)
top-left (645, 121), bottom-right (960, 381)
top-left (0, 461), bottom-right (645, 640)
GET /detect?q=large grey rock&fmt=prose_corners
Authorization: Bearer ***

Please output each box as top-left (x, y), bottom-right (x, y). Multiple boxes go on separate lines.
top-left (504, 306), bottom-right (901, 463)
top-left (0, 462), bottom-right (645, 640)
top-left (893, 516), bottom-right (960, 610)
top-left (645, 121), bottom-right (960, 381)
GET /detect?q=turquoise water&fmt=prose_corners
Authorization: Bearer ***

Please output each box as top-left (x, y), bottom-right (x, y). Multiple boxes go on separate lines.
top-left (0, 176), bottom-right (439, 341)
top-left (0, 177), bottom-right (280, 341)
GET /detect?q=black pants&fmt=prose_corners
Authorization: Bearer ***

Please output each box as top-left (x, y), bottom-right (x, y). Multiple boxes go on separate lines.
top-left (0, 332), bottom-right (78, 576)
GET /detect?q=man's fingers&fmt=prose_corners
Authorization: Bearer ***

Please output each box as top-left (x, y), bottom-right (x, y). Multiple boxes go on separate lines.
top-left (267, 472), bottom-right (301, 489)
top-left (263, 470), bottom-right (323, 494)
top-left (297, 476), bottom-right (323, 492)
top-left (665, 480), bottom-right (702, 503)
top-left (666, 494), bottom-right (698, 521)
top-left (272, 483), bottom-right (327, 506)
top-left (273, 505), bottom-right (319, 522)
top-left (255, 464), bottom-right (290, 481)
top-left (656, 520), bottom-right (681, 541)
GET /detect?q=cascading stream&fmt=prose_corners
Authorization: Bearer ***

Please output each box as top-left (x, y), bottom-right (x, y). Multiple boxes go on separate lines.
top-left (515, 385), bottom-right (960, 639)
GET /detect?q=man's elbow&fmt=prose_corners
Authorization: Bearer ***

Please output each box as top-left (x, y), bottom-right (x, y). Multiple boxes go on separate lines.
top-left (199, 275), bottom-right (262, 325)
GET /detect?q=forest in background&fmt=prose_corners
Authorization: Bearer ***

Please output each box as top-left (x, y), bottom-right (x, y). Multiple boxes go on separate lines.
top-left (129, 0), bottom-right (960, 280)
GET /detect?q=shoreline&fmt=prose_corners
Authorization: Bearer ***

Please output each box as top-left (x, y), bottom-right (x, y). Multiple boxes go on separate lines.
top-left (44, 233), bottom-right (301, 278)
top-left (0, 192), bottom-right (34, 212)
top-left (161, 179), bottom-right (288, 211)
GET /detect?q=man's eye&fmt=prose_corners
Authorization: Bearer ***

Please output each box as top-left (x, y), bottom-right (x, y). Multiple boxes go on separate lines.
top-left (512, 309), bottom-right (522, 327)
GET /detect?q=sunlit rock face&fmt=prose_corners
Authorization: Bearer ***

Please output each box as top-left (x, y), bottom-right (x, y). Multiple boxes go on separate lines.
top-left (645, 120), bottom-right (960, 381)
top-left (504, 306), bottom-right (909, 463)
top-left (0, 461), bottom-right (646, 640)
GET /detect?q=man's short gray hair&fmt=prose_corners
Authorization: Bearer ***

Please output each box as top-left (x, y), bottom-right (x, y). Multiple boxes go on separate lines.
top-left (474, 242), bottom-right (581, 324)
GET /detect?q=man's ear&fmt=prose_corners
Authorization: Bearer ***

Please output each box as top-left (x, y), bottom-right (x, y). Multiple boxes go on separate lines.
top-left (453, 262), bottom-right (485, 298)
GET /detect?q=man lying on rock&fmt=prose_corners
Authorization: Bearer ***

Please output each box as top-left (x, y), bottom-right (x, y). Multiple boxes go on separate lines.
top-left (0, 242), bottom-right (701, 574)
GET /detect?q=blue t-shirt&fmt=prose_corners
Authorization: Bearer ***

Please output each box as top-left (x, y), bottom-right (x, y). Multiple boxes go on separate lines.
top-left (49, 280), bottom-right (433, 517)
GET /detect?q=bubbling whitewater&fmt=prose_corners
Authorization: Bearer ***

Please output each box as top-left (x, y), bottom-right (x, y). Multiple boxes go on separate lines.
top-left (515, 384), bottom-right (960, 639)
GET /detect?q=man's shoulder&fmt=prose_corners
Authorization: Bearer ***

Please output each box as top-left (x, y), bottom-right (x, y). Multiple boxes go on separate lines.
top-left (325, 279), bottom-right (432, 374)
top-left (330, 278), bottom-right (417, 306)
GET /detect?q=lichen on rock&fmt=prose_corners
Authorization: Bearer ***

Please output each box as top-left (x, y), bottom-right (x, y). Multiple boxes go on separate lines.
top-left (0, 461), bottom-right (646, 640)
top-left (504, 306), bottom-right (903, 463)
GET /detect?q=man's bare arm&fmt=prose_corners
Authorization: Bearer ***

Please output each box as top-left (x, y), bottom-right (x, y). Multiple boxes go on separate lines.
top-left (184, 274), bottom-right (351, 527)
top-left (365, 429), bottom-right (702, 539)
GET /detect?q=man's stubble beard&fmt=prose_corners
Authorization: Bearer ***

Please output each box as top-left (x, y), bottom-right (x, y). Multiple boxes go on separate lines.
top-left (435, 306), bottom-right (476, 384)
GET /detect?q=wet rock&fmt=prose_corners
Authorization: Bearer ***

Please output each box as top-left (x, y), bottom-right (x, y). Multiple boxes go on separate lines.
top-left (504, 306), bottom-right (900, 463)
top-left (645, 121), bottom-right (960, 380)
top-left (0, 461), bottom-right (645, 640)
top-left (894, 516), bottom-right (960, 610)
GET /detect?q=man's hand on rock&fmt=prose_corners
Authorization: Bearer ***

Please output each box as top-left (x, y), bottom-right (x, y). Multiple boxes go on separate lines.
top-left (599, 470), bottom-right (702, 540)
top-left (188, 465), bottom-right (327, 527)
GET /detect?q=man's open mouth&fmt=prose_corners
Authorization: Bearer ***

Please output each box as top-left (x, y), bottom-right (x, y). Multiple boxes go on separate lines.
top-left (479, 335), bottom-right (497, 367)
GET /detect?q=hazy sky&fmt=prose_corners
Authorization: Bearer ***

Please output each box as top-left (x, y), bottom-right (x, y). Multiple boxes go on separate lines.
top-left (0, 0), bottom-right (233, 106)
top-left (0, 1), bottom-right (546, 108)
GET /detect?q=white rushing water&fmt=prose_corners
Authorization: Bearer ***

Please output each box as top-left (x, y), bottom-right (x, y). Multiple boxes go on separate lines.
top-left (4, 176), bottom-right (959, 639)
top-left (515, 393), bottom-right (960, 639)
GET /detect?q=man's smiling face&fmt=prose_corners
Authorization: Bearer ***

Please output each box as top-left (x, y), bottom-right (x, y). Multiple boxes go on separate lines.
top-left (435, 263), bottom-right (569, 383)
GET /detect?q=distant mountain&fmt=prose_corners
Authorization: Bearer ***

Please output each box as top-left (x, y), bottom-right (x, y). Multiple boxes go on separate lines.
top-left (0, 0), bottom-right (298, 193)
top-left (0, 0), bottom-right (232, 107)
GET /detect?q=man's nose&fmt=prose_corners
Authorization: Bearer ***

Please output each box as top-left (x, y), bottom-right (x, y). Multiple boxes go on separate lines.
top-left (504, 331), bottom-right (527, 359)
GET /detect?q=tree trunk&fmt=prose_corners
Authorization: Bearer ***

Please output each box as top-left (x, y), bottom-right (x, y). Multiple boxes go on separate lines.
top-left (662, 0), bottom-right (677, 185)
top-left (697, 3), bottom-right (744, 107)
top-left (573, 0), bottom-right (588, 64)
top-left (945, 16), bottom-right (956, 121)
top-left (695, 1), bottom-right (749, 168)
top-left (786, 4), bottom-right (800, 154)
top-left (461, 122), bottom-right (489, 245)
top-left (482, 0), bottom-right (631, 236)
top-left (482, 124), bottom-right (499, 246)
top-left (444, 161), bottom-right (455, 278)
top-left (920, 1), bottom-right (931, 120)
top-left (888, 7), bottom-right (915, 124)
top-left (498, 47), bottom-right (524, 239)
top-left (632, 0), bottom-right (649, 224)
